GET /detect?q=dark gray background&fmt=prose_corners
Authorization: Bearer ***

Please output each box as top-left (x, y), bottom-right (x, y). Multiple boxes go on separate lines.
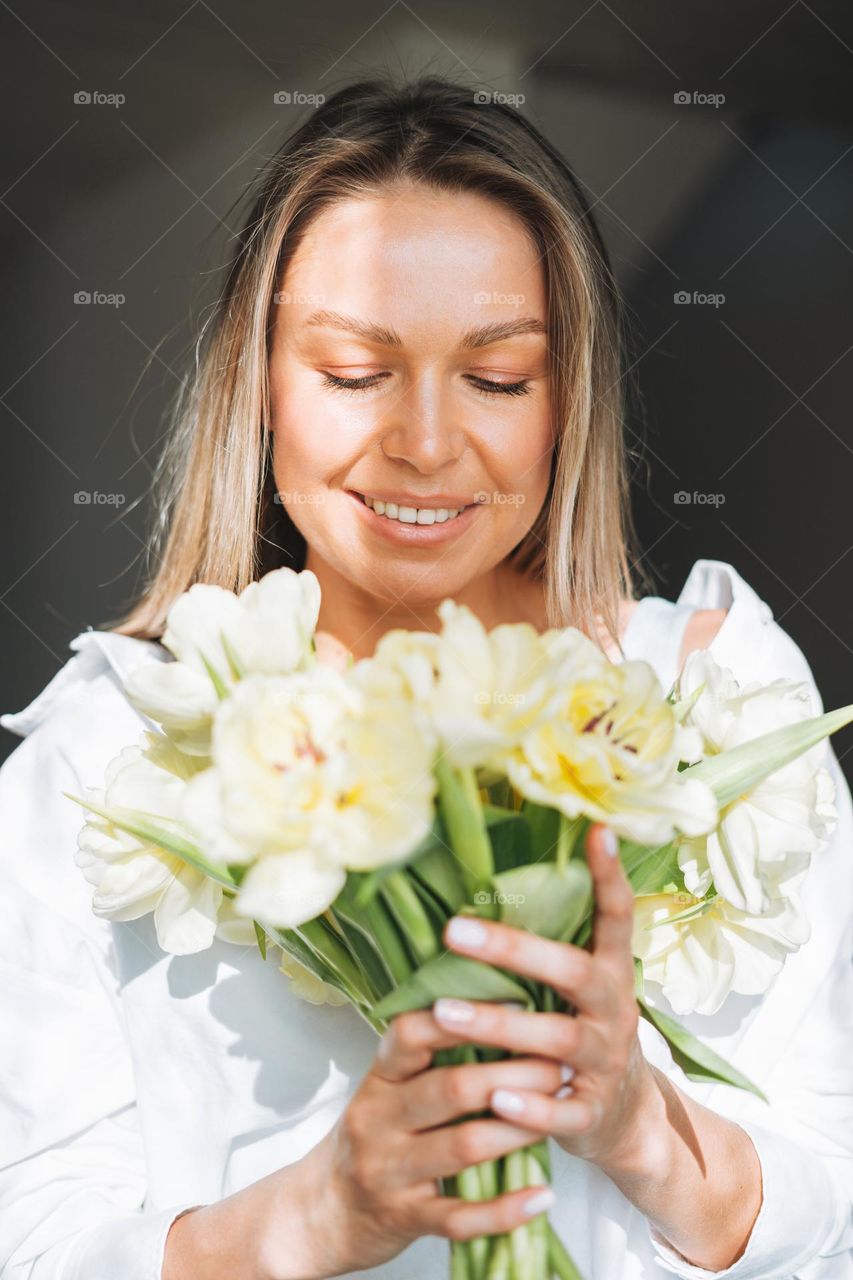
top-left (1, 0), bottom-right (851, 778)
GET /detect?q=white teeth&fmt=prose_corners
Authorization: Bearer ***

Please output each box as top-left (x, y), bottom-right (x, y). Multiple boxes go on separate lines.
top-left (361, 495), bottom-right (466, 525)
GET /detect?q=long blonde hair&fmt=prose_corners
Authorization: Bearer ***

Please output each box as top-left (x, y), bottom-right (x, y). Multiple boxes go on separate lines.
top-left (113, 74), bottom-right (650, 646)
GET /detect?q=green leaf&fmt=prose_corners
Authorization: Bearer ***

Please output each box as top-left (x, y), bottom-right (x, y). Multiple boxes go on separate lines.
top-left (484, 807), bottom-right (531, 872)
top-left (637, 996), bottom-right (767, 1101)
top-left (331, 912), bottom-right (394, 1000)
top-left (63, 793), bottom-right (237, 887)
top-left (372, 952), bottom-right (532, 1020)
top-left (199, 651), bottom-right (230, 700)
top-left (411, 842), bottom-right (467, 913)
top-left (686, 703), bottom-right (853, 808)
top-left (336, 888), bottom-right (412, 986)
top-left (253, 920), bottom-right (267, 959)
top-left (520, 798), bottom-right (561, 862)
top-left (489, 862), bottom-right (593, 942)
top-left (219, 630), bottom-right (247, 681)
top-left (620, 839), bottom-right (681, 896)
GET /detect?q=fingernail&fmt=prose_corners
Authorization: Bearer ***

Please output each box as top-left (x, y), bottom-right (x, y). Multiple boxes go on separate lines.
top-left (601, 828), bottom-right (619, 857)
top-left (446, 916), bottom-right (488, 949)
top-left (433, 997), bottom-right (476, 1025)
top-left (555, 1084), bottom-right (574, 1099)
top-left (559, 1063), bottom-right (575, 1083)
top-left (523, 1187), bottom-right (556, 1217)
top-left (500, 1001), bottom-right (527, 1011)
top-left (491, 1088), bottom-right (526, 1116)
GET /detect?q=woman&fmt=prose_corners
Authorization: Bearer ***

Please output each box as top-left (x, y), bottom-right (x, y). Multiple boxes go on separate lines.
top-left (0, 76), bottom-right (850, 1280)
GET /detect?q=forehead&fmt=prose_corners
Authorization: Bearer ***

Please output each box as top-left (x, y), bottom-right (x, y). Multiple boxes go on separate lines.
top-left (282, 186), bottom-right (546, 301)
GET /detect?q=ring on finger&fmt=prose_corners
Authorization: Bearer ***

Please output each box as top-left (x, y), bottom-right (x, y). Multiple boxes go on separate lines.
top-left (555, 1063), bottom-right (575, 1098)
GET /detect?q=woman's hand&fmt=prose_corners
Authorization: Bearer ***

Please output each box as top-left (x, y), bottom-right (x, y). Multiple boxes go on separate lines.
top-left (434, 823), bottom-right (656, 1172)
top-left (259, 1013), bottom-right (569, 1279)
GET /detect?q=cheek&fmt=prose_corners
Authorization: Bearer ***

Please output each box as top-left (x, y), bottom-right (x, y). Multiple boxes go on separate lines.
top-left (271, 369), bottom-right (366, 485)
top-left (487, 409), bottom-right (554, 511)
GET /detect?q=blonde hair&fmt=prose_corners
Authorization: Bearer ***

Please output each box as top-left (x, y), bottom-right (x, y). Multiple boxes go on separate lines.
top-left (113, 74), bottom-right (650, 646)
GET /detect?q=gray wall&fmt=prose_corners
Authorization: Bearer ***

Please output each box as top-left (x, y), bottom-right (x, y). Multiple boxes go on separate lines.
top-left (1, 0), bottom-right (851, 778)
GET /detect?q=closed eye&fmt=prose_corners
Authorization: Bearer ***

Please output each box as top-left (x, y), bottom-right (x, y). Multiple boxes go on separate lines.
top-left (320, 372), bottom-right (532, 397)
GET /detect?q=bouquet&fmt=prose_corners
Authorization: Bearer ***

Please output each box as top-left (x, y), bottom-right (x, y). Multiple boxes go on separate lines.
top-left (68, 567), bottom-right (851, 1280)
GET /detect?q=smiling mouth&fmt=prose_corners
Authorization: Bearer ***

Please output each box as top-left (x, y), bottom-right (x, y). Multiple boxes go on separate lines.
top-left (351, 492), bottom-right (474, 526)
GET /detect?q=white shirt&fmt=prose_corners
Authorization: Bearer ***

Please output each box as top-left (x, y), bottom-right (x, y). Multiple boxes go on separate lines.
top-left (0, 557), bottom-right (851, 1280)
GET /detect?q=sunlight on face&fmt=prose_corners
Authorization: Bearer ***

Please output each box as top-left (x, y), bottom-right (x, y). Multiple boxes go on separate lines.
top-left (268, 182), bottom-right (553, 617)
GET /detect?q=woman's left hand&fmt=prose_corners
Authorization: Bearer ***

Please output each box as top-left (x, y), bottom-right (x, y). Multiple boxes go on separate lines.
top-left (434, 822), bottom-right (655, 1172)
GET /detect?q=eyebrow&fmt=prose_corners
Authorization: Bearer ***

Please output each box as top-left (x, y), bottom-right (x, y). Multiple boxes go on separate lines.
top-left (304, 309), bottom-right (547, 350)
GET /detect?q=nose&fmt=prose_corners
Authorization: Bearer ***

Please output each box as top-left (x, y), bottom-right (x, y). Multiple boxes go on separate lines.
top-left (379, 373), bottom-right (467, 472)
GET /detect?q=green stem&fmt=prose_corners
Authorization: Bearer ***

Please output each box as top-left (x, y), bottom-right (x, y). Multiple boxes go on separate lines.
top-left (525, 1147), bottom-right (549, 1278)
top-left (452, 1046), bottom-right (494, 1280)
top-left (381, 870), bottom-right (439, 965)
top-left (435, 757), bottom-right (494, 897)
top-left (504, 1148), bottom-right (536, 1280)
top-left (484, 1235), bottom-right (511, 1279)
top-left (451, 1239), bottom-right (472, 1280)
top-left (359, 895), bottom-right (412, 984)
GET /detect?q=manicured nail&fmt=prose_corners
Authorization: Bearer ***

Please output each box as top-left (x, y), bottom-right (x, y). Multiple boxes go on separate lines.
top-left (491, 1088), bottom-right (526, 1116)
top-left (523, 1187), bottom-right (556, 1217)
top-left (555, 1084), bottom-right (575, 1099)
top-left (601, 827), bottom-right (619, 857)
top-left (446, 916), bottom-right (488, 949)
top-left (559, 1063), bottom-right (575, 1083)
top-left (433, 997), bottom-right (476, 1025)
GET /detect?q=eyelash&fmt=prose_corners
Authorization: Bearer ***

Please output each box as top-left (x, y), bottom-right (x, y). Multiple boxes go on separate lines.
top-left (320, 372), bottom-right (532, 398)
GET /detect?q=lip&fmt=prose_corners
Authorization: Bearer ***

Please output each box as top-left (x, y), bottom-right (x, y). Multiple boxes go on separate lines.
top-left (346, 489), bottom-right (481, 544)
top-left (349, 489), bottom-right (478, 508)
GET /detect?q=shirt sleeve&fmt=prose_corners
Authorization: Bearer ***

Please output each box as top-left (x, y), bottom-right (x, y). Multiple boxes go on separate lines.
top-left (0, 656), bottom-right (196, 1279)
top-left (647, 582), bottom-right (853, 1277)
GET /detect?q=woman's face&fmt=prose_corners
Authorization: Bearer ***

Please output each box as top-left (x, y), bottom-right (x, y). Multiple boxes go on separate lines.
top-left (268, 183), bottom-right (553, 615)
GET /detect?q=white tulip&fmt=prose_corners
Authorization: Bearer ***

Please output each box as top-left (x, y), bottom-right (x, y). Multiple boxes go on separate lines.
top-left (676, 651), bottom-right (838, 914)
top-left (75, 743), bottom-right (222, 955)
top-left (123, 568), bottom-right (322, 743)
top-left (633, 876), bottom-right (811, 1015)
top-left (233, 850), bottom-right (346, 929)
top-left (178, 662), bottom-right (436, 927)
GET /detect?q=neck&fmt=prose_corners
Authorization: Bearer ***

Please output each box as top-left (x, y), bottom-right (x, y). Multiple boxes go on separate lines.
top-left (305, 548), bottom-right (549, 660)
